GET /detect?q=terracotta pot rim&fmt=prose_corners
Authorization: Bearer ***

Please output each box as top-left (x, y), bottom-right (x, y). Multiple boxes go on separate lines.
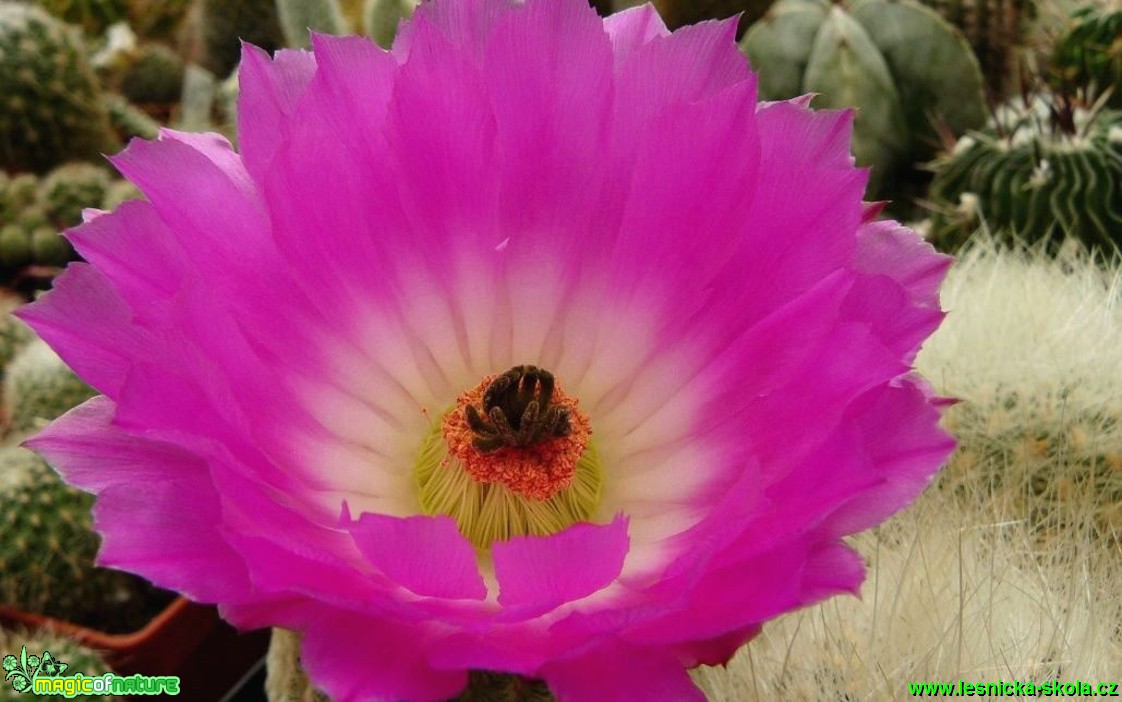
top-left (0, 596), bottom-right (189, 649)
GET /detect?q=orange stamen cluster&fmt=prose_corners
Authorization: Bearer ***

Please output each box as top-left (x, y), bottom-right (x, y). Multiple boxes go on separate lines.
top-left (442, 373), bottom-right (591, 501)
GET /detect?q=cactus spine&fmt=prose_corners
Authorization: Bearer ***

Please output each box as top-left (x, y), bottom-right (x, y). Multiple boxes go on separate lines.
top-left (1052, 3), bottom-right (1122, 106)
top-left (0, 3), bottom-right (118, 174)
top-left (742, 0), bottom-right (987, 198)
top-left (927, 93), bottom-right (1122, 252)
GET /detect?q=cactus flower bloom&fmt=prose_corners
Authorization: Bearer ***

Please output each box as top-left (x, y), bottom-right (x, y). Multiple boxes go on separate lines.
top-left (21, 1), bottom-right (954, 699)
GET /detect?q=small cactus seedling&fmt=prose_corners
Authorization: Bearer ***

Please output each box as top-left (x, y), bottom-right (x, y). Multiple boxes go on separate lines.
top-left (927, 90), bottom-right (1122, 252)
top-left (0, 3), bottom-right (118, 174)
top-left (742, 0), bottom-right (987, 199)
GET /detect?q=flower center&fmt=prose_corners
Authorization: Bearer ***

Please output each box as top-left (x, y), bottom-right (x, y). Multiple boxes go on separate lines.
top-left (414, 366), bottom-right (601, 550)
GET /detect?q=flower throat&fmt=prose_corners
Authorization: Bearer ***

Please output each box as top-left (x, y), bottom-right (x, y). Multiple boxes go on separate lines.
top-left (414, 366), bottom-right (602, 550)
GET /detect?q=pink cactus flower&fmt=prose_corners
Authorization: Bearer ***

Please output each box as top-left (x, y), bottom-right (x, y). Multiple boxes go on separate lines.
top-left (21, 0), bottom-right (954, 699)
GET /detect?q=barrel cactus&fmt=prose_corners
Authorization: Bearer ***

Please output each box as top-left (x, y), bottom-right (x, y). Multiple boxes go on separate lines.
top-left (927, 92), bottom-right (1122, 252)
top-left (0, 294), bottom-right (35, 371)
top-left (741, 0), bottom-right (987, 198)
top-left (1052, 3), bottom-right (1122, 106)
top-left (918, 0), bottom-right (1033, 97)
top-left (0, 3), bottom-right (118, 174)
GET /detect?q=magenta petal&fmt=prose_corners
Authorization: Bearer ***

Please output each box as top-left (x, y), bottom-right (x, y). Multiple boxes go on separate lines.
top-left (348, 512), bottom-right (487, 600)
top-left (237, 44), bottom-right (316, 183)
top-left (298, 608), bottom-right (468, 702)
top-left (603, 4), bottom-right (669, 66)
top-left (494, 515), bottom-right (629, 611)
top-left (16, 264), bottom-right (147, 397)
top-left (25, 399), bottom-right (253, 603)
top-left (541, 643), bottom-right (704, 702)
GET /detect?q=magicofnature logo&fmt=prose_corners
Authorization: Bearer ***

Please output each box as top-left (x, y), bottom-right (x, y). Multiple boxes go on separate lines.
top-left (3, 645), bottom-right (180, 697)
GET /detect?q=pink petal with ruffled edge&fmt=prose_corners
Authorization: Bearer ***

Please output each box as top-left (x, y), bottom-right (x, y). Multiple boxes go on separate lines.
top-left (19, 1), bottom-right (956, 699)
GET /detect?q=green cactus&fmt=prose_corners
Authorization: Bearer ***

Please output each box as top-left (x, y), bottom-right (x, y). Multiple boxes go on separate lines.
top-left (362, 0), bottom-right (418, 49)
top-left (277, 0), bottom-right (348, 49)
top-left (38, 162), bottom-right (111, 229)
top-left (0, 294), bottom-right (35, 371)
top-left (0, 173), bottom-right (38, 224)
top-left (101, 178), bottom-right (141, 210)
top-left (918, 0), bottom-right (1033, 97)
top-left (741, 0), bottom-right (987, 199)
top-left (927, 92), bottom-right (1122, 252)
top-left (118, 42), bottom-right (184, 106)
top-left (101, 92), bottom-right (160, 140)
top-left (0, 446), bottom-right (137, 626)
top-left (0, 627), bottom-right (114, 701)
top-left (200, 0), bottom-right (284, 78)
top-left (32, 0), bottom-right (129, 36)
top-left (1052, 3), bottom-right (1122, 106)
top-left (3, 340), bottom-right (96, 435)
top-left (0, 3), bottom-right (118, 174)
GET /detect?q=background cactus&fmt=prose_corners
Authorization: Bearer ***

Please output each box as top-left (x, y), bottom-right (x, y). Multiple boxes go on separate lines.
top-left (0, 293), bottom-right (34, 371)
top-left (1052, 3), bottom-right (1122, 106)
top-left (1, 626), bottom-right (114, 701)
top-left (100, 92), bottom-right (161, 140)
top-left (741, 0), bottom-right (987, 200)
top-left (3, 340), bottom-right (96, 435)
top-left (0, 445), bottom-right (161, 629)
top-left (926, 92), bottom-right (1122, 252)
top-left (116, 42), bottom-right (185, 107)
top-left (362, 0), bottom-right (418, 49)
top-left (277, 0), bottom-right (348, 49)
top-left (0, 3), bottom-right (118, 174)
top-left (917, 238), bottom-right (1122, 543)
top-left (918, 0), bottom-right (1034, 97)
top-left (31, 0), bottom-right (129, 35)
top-left (198, 0), bottom-right (283, 78)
